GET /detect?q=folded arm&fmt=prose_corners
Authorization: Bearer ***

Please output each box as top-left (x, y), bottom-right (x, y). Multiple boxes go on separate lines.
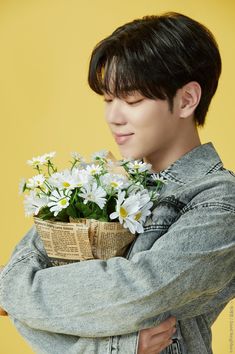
top-left (0, 205), bottom-right (234, 337)
top-left (0, 266), bottom-right (7, 316)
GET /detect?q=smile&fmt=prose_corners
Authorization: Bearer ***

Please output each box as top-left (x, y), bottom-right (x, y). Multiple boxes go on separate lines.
top-left (113, 133), bottom-right (134, 145)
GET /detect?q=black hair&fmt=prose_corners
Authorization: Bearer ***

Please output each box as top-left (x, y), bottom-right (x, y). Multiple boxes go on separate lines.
top-left (87, 12), bottom-right (222, 126)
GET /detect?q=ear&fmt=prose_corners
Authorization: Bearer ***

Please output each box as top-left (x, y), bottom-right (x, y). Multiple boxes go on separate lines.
top-left (179, 81), bottom-right (201, 118)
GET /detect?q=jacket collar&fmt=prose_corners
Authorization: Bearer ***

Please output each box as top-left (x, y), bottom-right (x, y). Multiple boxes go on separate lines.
top-left (152, 142), bottom-right (223, 185)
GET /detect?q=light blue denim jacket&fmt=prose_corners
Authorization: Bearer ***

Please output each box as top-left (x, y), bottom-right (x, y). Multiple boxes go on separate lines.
top-left (0, 142), bottom-right (235, 354)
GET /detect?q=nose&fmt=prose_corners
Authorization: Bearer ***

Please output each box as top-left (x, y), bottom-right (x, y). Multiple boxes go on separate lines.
top-left (105, 98), bottom-right (127, 126)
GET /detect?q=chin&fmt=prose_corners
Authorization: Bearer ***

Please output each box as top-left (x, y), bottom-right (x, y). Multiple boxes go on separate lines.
top-left (119, 147), bottom-right (144, 160)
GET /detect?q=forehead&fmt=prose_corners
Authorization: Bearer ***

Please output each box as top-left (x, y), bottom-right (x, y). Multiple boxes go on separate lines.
top-left (101, 58), bottom-right (142, 97)
top-left (103, 90), bottom-right (144, 99)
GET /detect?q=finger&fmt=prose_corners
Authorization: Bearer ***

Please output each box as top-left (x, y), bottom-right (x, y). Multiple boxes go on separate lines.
top-left (0, 307), bottom-right (8, 316)
top-left (156, 339), bottom-right (173, 354)
top-left (139, 327), bottom-right (176, 353)
top-left (151, 326), bottom-right (176, 344)
top-left (150, 335), bottom-right (174, 354)
top-left (157, 316), bottom-right (176, 333)
top-left (139, 337), bottom-right (173, 354)
top-left (142, 316), bottom-right (176, 337)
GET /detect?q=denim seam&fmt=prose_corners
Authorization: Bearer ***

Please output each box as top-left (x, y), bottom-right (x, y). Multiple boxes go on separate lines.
top-left (228, 170), bottom-right (235, 177)
top-left (205, 161), bottom-right (223, 174)
top-left (0, 252), bottom-right (47, 284)
top-left (181, 201), bottom-right (235, 214)
top-left (134, 331), bottom-right (140, 354)
top-left (157, 196), bottom-right (186, 212)
top-left (160, 171), bottom-right (185, 185)
top-left (144, 224), bottom-right (170, 232)
top-left (106, 334), bottom-right (112, 353)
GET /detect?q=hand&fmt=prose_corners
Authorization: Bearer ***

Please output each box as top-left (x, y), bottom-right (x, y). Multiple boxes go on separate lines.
top-left (137, 316), bottom-right (176, 354)
top-left (0, 265), bottom-right (8, 316)
top-left (0, 307), bottom-right (7, 316)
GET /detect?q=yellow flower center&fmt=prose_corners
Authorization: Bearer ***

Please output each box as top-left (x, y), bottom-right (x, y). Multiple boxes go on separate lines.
top-left (120, 206), bottom-right (128, 218)
top-left (134, 212), bottom-right (142, 221)
top-left (111, 182), bottom-right (118, 188)
top-left (33, 160), bottom-right (41, 166)
top-left (63, 182), bottom-right (70, 187)
top-left (60, 198), bottom-right (67, 206)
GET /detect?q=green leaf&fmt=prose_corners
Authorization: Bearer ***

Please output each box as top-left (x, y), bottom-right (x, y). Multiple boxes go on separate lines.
top-left (37, 207), bottom-right (53, 220)
top-left (54, 208), bottom-right (69, 222)
top-left (75, 201), bottom-right (93, 217)
top-left (97, 216), bottom-right (109, 222)
top-left (66, 204), bottom-right (78, 218)
top-left (106, 197), bottom-right (116, 215)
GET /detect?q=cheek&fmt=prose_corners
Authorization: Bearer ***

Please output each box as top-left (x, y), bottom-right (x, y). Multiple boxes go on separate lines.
top-left (136, 129), bottom-right (161, 150)
top-left (133, 116), bottom-right (160, 139)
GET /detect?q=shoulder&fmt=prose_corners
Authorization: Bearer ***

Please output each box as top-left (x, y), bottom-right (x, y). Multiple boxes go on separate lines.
top-left (182, 167), bottom-right (235, 212)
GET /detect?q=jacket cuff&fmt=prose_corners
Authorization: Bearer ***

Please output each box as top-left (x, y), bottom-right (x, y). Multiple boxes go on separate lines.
top-left (116, 331), bottom-right (139, 353)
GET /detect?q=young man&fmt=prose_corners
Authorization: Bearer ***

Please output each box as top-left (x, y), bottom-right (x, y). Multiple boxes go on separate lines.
top-left (0, 12), bottom-right (234, 354)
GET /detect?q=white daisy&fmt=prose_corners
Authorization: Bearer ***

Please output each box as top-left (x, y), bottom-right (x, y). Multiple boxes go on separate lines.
top-left (27, 155), bottom-right (47, 167)
top-left (71, 152), bottom-right (85, 163)
top-left (79, 182), bottom-right (107, 209)
top-left (26, 174), bottom-right (46, 189)
top-left (23, 190), bottom-right (49, 217)
top-left (47, 189), bottom-right (72, 216)
top-left (110, 190), bottom-right (153, 234)
top-left (71, 168), bottom-right (93, 188)
top-left (151, 173), bottom-right (167, 184)
top-left (47, 172), bottom-right (63, 188)
top-left (58, 169), bottom-right (78, 190)
top-left (118, 158), bottom-right (134, 166)
top-left (100, 173), bottom-right (129, 192)
top-left (133, 200), bottom-right (153, 224)
top-left (122, 216), bottom-right (144, 234)
top-left (127, 160), bottom-right (152, 173)
top-left (86, 164), bottom-right (103, 176)
top-left (148, 189), bottom-right (160, 202)
top-left (109, 191), bottom-right (140, 222)
top-left (127, 181), bottom-right (145, 195)
top-left (42, 151), bottom-right (56, 161)
top-left (27, 152), bottom-right (56, 167)
top-left (91, 149), bottom-right (108, 161)
top-left (47, 169), bottom-right (78, 190)
top-left (37, 185), bottom-right (50, 196)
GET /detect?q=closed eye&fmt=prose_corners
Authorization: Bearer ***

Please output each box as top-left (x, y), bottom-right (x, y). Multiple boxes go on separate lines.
top-left (103, 98), bottom-right (113, 103)
top-left (103, 98), bottom-right (144, 105)
top-left (126, 99), bottom-right (143, 105)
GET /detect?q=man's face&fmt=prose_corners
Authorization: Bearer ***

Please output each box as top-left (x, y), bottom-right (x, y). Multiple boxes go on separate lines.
top-left (104, 90), bottom-right (183, 170)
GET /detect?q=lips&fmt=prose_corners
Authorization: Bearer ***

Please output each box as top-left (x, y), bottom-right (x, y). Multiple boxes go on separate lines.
top-left (113, 133), bottom-right (134, 145)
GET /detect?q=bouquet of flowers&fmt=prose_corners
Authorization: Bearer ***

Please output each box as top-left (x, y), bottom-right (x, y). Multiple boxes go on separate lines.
top-left (19, 150), bottom-right (165, 265)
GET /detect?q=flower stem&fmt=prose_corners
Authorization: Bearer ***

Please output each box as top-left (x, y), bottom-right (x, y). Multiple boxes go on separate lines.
top-left (71, 188), bottom-right (78, 204)
top-left (70, 160), bottom-right (77, 172)
top-left (38, 186), bottom-right (48, 195)
top-left (36, 165), bottom-right (42, 174)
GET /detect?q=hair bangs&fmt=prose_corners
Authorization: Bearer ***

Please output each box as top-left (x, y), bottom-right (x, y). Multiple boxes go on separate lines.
top-left (88, 45), bottom-right (167, 101)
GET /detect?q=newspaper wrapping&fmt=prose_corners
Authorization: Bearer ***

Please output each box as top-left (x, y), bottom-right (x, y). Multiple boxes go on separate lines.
top-left (33, 216), bottom-right (135, 266)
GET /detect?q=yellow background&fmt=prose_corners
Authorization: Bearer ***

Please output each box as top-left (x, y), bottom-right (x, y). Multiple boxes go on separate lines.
top-left (0, 1), bottom-right (234, 353)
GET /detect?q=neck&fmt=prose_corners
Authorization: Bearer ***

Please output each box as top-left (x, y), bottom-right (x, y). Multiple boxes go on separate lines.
top-left (144, 123), bottom-right (201, 173)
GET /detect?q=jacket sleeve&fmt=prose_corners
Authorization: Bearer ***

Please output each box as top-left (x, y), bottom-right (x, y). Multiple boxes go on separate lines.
top-left (0, 205), bottom-right (234, 337)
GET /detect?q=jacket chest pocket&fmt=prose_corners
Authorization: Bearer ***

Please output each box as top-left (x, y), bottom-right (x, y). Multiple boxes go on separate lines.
top-left (127, 196), bottom-right (185, 258)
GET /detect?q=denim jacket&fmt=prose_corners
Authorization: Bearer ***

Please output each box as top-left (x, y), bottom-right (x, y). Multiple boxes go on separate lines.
top-left (0, 142), bottom-right (235, 354)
